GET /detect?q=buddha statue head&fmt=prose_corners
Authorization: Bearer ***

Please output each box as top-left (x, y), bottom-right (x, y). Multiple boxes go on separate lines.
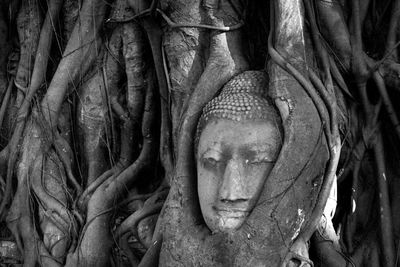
top-left (195, 71), bottom-right (283, 233)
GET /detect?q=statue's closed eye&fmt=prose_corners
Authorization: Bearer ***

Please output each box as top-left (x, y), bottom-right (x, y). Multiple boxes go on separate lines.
top-left (200, 149), bottom-right (224, 169)
top-left (248, 160), bottom-right (268, 165)
top-left (202, 157), bottom-right (223, 168)
top-left (205, 157), bottom-right (218, 165)
top-left (247, 154), bottom-right (276, 165)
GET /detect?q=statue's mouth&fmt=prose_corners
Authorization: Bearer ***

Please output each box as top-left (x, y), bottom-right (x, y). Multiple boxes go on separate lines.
top-left (214, 207), bottom-right (249, 218)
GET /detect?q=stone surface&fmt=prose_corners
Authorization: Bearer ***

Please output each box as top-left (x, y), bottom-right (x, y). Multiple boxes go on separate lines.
top-left (197, 119), bottom-right (282, 232)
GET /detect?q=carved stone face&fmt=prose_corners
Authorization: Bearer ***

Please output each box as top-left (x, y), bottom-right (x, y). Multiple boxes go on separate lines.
top-left (197, 119), bottom-right (282, 233)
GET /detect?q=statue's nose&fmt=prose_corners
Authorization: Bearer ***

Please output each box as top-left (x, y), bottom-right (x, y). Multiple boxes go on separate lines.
top-left (219, 159), bottom-right (247, 203)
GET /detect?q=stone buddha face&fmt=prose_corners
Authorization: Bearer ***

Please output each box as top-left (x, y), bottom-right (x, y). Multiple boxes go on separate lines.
top-left (197, 119), bottom-right (281, 233)
top-left (195, 71), bottom-right (282, 233)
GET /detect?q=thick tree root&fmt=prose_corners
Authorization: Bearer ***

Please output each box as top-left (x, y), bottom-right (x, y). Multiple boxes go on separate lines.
top-left (115, 190), bottom-right (167, 239)
top-left (66, 61), bottom-right (158, 266)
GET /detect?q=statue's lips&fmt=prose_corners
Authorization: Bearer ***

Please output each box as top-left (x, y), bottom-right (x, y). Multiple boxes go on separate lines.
top-left (214, 207), bottom-right (249, 218)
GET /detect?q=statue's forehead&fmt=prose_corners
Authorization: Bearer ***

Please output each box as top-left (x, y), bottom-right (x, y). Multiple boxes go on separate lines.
top-left (198, 119), bottom-right (281, 153)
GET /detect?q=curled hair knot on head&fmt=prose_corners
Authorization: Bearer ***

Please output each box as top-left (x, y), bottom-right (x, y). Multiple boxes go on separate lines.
top-left (195, 71), bottom-right (283, 152)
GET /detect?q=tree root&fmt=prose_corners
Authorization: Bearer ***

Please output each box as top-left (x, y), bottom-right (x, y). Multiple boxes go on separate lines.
top-left (1, 2), bottom-right (108, 266)
top-left (140, 8), bottom-right (174, 183)
top-left (265, 1), bottom-right (341, 265)
top-left (54, 132), bottom-right (81, 194)
top-left (350, 0), bottom-right (396, 265)
top-left (78, 20), bottom-right (149, 211)
top-left (115, 189), bottom-right (167, 240)
top-left (0, 8), bottom-right (11, 100)
top-left (6, 125), bottom-right (65, 266)
top-left (0, 78), bottom-right (13, 133)
top-left (118, 232), bottom-right (140, 266)
top-left (373, 72), bottom-right (400, 140)
top-left (137, 235), bottom-right (162, 267)
top-left (41, 0), bottom-right (108, 126)
top-left (14, 0), bottom-right (42, 109)
top-left (0, 0), bottom-right (65, 219)
top-left (66, 57), bottom-right (158, 266)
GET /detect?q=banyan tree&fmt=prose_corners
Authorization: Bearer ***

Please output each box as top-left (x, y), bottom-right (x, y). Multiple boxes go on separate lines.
top-left (1, 0), bottom-right (400, 266)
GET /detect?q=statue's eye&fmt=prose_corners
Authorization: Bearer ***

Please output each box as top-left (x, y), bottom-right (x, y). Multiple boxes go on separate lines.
top-left (200, 150), bottom-right (223, 169)
top-left (247, 157), bottom-right (275, 165)
top-left (203, 157), bottom-right (220, 167)
top-left (247, 160), bottom-right (263, 165)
